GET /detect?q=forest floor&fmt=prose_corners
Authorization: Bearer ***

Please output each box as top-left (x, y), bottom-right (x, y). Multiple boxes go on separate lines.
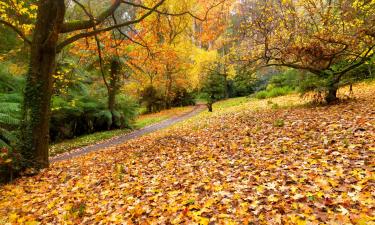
top-left (1, 82), bottom-right (374, 224)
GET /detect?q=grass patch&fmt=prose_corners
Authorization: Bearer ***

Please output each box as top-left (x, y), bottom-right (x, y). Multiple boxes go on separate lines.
top-left (50, 129), bottom-right (130, 157)
top-left (134, 116), bottom-right (169, 128)
top-left (212, 97), bottom-right (249, 110)
top-left (255, 86), bottom-right (294, 99)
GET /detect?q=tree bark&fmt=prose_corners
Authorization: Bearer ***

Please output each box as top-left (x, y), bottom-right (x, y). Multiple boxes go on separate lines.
top-left (223, 74), bottom-right (229, 99)
top-left (19, 0), bottom-right (65, 169)
top-left (325, 75), bottom-right (340, 104)
top-left (165, 67), bottom-right (173, 109)
top-left (108, 59), bottom-right (121, 128)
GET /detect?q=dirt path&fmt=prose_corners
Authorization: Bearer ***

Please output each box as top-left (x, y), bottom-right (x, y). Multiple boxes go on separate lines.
top-left (50, 104), bottom-right (206, 163)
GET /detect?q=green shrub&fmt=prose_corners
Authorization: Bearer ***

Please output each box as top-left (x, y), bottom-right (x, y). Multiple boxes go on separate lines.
top-left (255, 90), bottom-right (268, 99)
top-left (267, 86), bottom-right (294, 98)
top-left (255, 86), bottom-right (294, 99)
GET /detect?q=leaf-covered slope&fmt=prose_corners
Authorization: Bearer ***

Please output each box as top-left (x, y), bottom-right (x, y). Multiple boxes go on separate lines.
top-left (1, 83), bottom-right (374, 224)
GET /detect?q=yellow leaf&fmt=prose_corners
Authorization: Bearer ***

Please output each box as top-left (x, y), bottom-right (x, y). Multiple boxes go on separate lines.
top-left (9, 213), bottom-right (18, 222)
top-left (198, 217), bottom-right (210, 225)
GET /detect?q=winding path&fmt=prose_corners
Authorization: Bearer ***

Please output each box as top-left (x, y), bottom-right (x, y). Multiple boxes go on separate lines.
top-left (50, 104), bottom-right (206, 163)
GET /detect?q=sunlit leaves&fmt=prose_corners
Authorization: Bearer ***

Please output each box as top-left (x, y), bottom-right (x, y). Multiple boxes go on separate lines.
top-left (0, 0), bottom-right (37, 35)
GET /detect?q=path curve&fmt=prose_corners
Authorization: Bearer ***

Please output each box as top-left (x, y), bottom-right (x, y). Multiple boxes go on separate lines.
top-left (50, 104), bottom-right (206, 163)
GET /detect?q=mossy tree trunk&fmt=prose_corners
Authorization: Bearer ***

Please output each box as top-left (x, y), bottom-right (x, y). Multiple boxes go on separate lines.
top-left (20, 0), bottom-right (65, 169)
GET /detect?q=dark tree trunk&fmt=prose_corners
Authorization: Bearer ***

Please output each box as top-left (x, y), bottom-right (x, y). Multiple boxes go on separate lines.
top-left (207, 102), bottom-right (213, 112)
top-left (223, 74), bottom-right (229, 99)
top-left (165, 70), bottom-right (172, 109)
top-left (207, 95), bottom-right (214, 112)
top-left (19, 0), bottom-right (66, 169)
top-left (108, 59), bottom-right (121, 128)
top-left (325, 75), bottom-right (341, 104)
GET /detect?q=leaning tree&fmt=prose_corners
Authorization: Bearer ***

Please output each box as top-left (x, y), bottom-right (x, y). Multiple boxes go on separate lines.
top-left (233, 0), bottom-right (375, 103)
top-left (0, 0), bottom-right (223, 169)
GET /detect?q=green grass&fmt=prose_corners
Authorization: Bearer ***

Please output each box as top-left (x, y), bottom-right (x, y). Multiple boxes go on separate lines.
top-left (211, 97), bottom-right (249, 110)
top-left (134, 116), bottom-right (168, 129)
top-left (254, 86), bottom-right (294, 99)
top-left (49, 129), bottom-right (131, 157)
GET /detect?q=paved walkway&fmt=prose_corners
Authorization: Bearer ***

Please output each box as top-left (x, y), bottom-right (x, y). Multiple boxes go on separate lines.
top-left (50, 105), bottom-right (206, 163)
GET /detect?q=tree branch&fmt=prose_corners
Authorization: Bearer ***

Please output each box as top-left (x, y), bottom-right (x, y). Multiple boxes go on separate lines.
top-left (61, 0), bottom-right (122, 33)
top-left (0, 20), bottom-right (31, 45)
top-left (112, 15), bottom-right (151, 53)
top-left (121, 0), bottom-right (226, 21)
top-left (334, 45), bottom-right (375, 76)
top-left (57, 0), bottom-right (165, 52)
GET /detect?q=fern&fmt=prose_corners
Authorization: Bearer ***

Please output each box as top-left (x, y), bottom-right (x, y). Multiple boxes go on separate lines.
top-left (0, 138), bottom-right (10, 149)
top-left (0, 113), bottom-right (20, 127)
top-left (0, 128), bottom-right (17, 144)
top-left (0, 102), bottom-right (21, 115)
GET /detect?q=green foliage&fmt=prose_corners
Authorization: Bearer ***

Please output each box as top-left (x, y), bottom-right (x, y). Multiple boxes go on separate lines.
top-left (171, 87), bottom-right (196, 107)
top-left (298, 73), bottom-right (331, 94)
top-left (201, 69), bottom-right (226, 101)
top-left (116, 94), bottom-right (139, 127)
top-left (267, 69), bottom-right (300, 89)
top-left (342, 60), bottom-right (375, 84)
top-left (139, 85), bottom-right (195, 113)
top-left (50, 89), bottom-right (139, 142)
top-left (140, 86), bottom-right (165, 113)
top-left (0, 68), bottom-right (23, 150)
top-left (0, 26), bottom-right (21, 54)
top-left (232, 69), bottom-right (256, 96)
top-left (255, 86), bottom-right (294, 99)
top-left (0, 68), bottom-right (23, 183)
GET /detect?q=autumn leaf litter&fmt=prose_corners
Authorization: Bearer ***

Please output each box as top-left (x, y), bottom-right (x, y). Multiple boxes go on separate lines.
top-left (0, 83), bottom-right (374, 224)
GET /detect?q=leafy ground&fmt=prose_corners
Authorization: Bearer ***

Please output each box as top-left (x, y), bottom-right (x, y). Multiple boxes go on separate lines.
top-left (1, 83), bottom-right (374, 224)
top-left (49, 106), bottom-right (194, 157)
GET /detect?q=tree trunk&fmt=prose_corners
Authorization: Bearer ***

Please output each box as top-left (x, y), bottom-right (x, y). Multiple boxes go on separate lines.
top-left (165, 69), bottom-right (172, 109)
top-left (207, 103), bottom-right (213, 112)
top-left (108, 59), bottom-right (121, 128)
top-left (207, 95), bottom-right (214, 112)
top-left (223, 74), bottom-right (229, 99)
top-left (325, 75), bottom-right (341, 104)
top-left (19, 0), bottom-right (65, 169)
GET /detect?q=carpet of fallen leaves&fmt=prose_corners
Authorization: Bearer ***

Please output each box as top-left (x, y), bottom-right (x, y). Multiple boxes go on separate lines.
top-left (1, 83), bottom-right (374, 224)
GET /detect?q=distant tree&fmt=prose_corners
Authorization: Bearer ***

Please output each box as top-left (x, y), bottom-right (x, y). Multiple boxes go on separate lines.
top-left (201, 64), bottom-right (226, 112)
top-left (233, 0), bottom-right (375, 103)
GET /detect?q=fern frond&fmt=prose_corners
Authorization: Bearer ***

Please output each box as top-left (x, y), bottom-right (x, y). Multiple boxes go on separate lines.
top-left (0, 113), bottom-right (20, 126)
top-left (0, 102), bottom-right (21, 115)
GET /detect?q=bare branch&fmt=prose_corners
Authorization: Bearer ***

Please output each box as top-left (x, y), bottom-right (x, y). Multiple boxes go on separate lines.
top-left (121, 0), bottom-right (226, 21)
top-left (112, 15), bottom-right (151, 53)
